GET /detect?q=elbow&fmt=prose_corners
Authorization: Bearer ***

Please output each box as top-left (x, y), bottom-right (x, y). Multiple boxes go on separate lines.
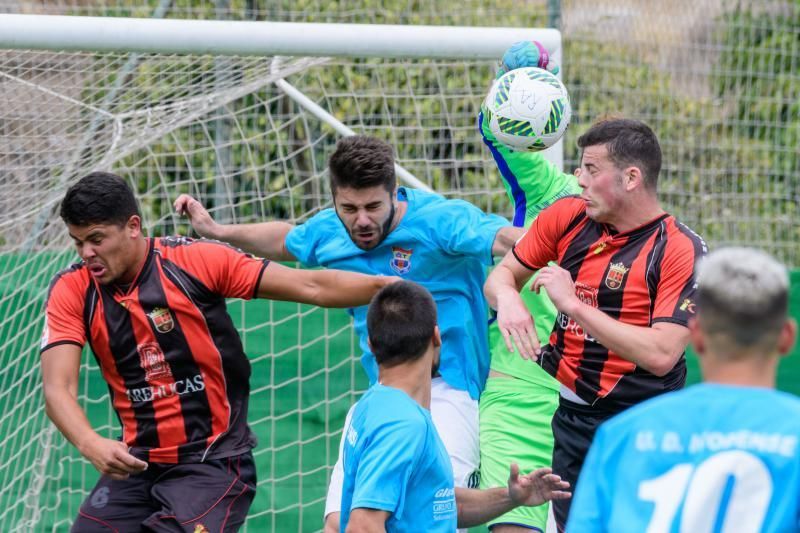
top-left (646, 350), bottom-right (684, 377)
top-left (42, 385), bottom-right (61, 421)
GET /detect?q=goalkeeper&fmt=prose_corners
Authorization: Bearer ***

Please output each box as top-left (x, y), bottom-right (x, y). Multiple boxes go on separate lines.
top-left (477, 41), bottom-right (580, 533)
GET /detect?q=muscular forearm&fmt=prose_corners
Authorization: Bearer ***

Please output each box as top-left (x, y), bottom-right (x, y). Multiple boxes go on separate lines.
top-left (306, 270), bottom-right (391, 308)
top-left (212, 221), bottom-right (296, 261)
top-left (565, 301), bottom-right (687, 376)
top-left (484, 264), bottom-right (527, 309)
top-left (456, 487), bottom-right (517, 528)
top-left (43, 384), bottom-right (101, 454)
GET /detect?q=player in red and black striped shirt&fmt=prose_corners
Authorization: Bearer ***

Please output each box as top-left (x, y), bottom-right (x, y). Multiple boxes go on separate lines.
top-left (485, 119), bottom-right (707, 530)
top-left (41, 172), bottom-right (394, 532)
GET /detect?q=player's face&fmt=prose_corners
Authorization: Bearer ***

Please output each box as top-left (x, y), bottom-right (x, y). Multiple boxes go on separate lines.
top-left (68, 217), bottom-right (142, 285)
top-left (575, 144), bottom-right (627, 224)
top-left (333, 186), bottom-right (397, 250)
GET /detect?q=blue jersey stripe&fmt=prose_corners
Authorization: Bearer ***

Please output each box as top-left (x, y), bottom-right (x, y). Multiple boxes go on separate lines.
top-left (478, 110), bottom-right (527, 227)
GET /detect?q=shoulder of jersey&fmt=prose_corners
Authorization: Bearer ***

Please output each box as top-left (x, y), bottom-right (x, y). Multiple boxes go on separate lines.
top-left (668, 219), bottom-right (708, 248)
top-left (49, 261), bottom-right (90, 288)
top-left (550, 194), bottom-right (584, 211)
top-left (157, 235), bottom-right (255, 256)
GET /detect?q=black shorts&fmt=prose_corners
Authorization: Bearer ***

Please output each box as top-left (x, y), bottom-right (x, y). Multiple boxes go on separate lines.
top-left (72, 451), bottom-right (256, 533)
top-left (550, 400), bottom-right (615, 532)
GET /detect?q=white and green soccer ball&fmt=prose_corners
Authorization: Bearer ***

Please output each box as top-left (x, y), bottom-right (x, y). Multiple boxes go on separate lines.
top-left (484, 66), bottom-right (571, 152)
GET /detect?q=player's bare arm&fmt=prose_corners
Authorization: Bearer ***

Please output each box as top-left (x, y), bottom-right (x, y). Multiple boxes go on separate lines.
top-left (455, 464), bottom-right (570, 528)
top-left (343, 508), bottom-right (390, 533)
top-left (484, 251), bottom-right (541, 360)
top-left (174, 193), bottom-right (297, 261)
top-left (41, 344), bottom-right (148, 479)
top-left (258, 261), bottom-right (398, 308)
top-left (491, 226), bottom-right (526, 257)
top-left (533, 265), bottom-right (690, 376)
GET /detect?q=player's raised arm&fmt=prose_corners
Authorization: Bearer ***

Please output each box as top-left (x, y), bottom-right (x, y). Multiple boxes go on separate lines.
top-left (257, 262), bottom-right (397, 308)
top-left (174, 193), bottom-right (297, 261)
top-left (484, 251), bottom-right (541, 360)
top-left (41, 344), bottom-right (148, 479)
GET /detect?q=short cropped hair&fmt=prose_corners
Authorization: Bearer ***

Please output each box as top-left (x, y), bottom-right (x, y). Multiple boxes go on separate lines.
top-left (696, 247), bottom-right (789, 349)
top-left (367, 280), bottom-right (437, 368)
top-left (328, 135), bottom-right (396, 193)
top-left (60, 172), bottom-right (140, 227)
top-left (577, 118), bottom-right (662, 191)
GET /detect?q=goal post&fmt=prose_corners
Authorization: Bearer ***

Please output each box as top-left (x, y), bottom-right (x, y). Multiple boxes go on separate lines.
top-left (0, 15), bottom-right (562, 532)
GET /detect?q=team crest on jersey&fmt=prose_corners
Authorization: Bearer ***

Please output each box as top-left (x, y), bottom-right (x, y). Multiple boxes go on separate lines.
top-left (147, 307), bottom-right (174, 333)
top-left (604, 263), bottom-right (629, 290)
top-left (137, 341), bottom-right (172, 381)
top-left (390, 246), bottom-right (413, 275)
top-left (193, 525), bottom-right (209, 533)
top-left (575, 282), bottom-right (598, 307)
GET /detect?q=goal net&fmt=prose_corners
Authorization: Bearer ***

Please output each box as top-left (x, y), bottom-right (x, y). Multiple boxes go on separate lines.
top-left (0, 15), bottom-right (561, 531)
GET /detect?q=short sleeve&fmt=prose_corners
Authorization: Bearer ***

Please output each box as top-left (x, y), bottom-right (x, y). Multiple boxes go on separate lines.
top-left (164, 238), bottom-right (268, 300)
top-left (349, 418), bottom-right (426, 517)
top-left (285, 215), bottom-right (327, 268)
top-left (565, 424), bottom-right (610, 531)
top-left (512, 197), bottom-right (583, 270)
top-left (652, 226), bottom-right (706, 326)
top-left (41, 272), bottom-right (87, 352)
top-left (435, 199), bottom-right (509, 265)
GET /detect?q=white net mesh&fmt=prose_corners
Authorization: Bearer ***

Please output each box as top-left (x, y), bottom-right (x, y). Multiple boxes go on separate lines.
top-left (0, 0), bottom-right (798, 531)
top-left (0, 48), bottom-right (506, 531)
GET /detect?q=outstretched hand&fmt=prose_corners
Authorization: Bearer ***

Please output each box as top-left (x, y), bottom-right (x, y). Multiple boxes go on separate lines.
top-left (507, 463), bottom-right (571, 507)
top-left (173, 193), bottom-right (220, 239)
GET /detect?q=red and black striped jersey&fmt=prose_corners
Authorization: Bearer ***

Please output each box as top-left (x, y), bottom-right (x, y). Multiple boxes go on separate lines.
top-left (513, 197), bottom-right (707, 412)
top-left (41, 237), bottom-right (269, 464)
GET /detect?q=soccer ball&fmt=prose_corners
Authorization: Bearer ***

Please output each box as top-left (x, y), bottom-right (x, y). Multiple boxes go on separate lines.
top-left (484, 67), bottom-right (571, 152)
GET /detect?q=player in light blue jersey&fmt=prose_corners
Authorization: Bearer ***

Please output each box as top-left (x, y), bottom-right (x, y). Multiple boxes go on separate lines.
top-left (174, 135), bottom-right (523, 531)
top-left (342, 281), bottom-right (570, 532)
top-left (568, 247), bottom-right (800, 532)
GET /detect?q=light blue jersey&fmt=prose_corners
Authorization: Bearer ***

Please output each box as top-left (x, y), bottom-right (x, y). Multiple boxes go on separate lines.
top-left (340, 384), bottom-right (456, 532)
top-left (285, 187), bottom-right (508, 400)
top-left (568, 383), bottom-right (800, 532)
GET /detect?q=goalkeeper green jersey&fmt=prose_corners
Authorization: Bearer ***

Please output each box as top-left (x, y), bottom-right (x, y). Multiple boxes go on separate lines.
top-left (479, 108), bottom-right (581, 388)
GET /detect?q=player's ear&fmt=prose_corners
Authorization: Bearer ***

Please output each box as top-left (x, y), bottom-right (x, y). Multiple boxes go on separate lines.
top-left (126, 215), bottom-right (142, 238)
top-left (688, 317), bottom-right (705, 356)
top-left (777, 318), bottom-right (797, 357)
top-left (624, 166), bottom-right (643, 192)
top-left (432, 325), bottom-right (442, 349)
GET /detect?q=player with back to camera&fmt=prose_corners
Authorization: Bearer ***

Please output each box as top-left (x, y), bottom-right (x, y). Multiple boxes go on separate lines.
top-left (568, 247), bottom-right (800, 531)
top-left (477, 40), bottom-right (581, 533)
top-left (484, 117), bottom-right (707, 530)
top-left (173, 135), bottom-right (525, 532)
top-left (41, 172), bottom-right (394, 532)
top-left (340, 280), bottom-right (570, 532)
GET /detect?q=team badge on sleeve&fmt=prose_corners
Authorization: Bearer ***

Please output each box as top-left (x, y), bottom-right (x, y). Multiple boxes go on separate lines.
top-left (604, 262), bottom-right (629, 290)
top-left (147, 307), bottom-right (175, 333)
top-left (390, 246), bottom-right (413, 275)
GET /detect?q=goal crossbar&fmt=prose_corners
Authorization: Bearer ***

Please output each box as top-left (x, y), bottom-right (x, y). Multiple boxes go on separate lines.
top-left (0, 14), bottom-right (561, 59)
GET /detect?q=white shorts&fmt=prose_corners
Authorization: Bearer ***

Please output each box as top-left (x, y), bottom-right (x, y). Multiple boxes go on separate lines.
top-left (324, 377), bottom-right (479, 517)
